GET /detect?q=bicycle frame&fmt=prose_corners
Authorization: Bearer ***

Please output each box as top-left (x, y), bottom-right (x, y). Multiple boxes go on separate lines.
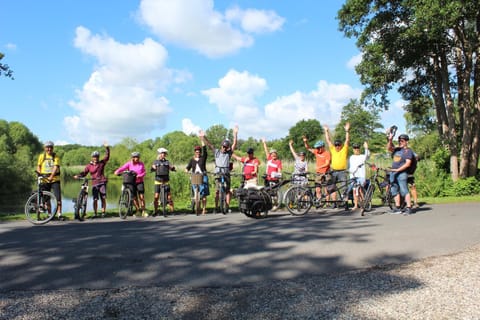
top-left (24, 172), bottom-right (58, 225)
top-left (74, 177), bottom-right (90, 221)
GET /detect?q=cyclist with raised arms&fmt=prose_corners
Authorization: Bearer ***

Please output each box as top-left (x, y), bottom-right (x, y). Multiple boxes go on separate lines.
top-left (200, 125), bottom-right (238, 213)
top-left (114, 152), bottom-right (147, 217)
top-left (303, 136), bottom-right (331, 200)
top-left (387, 132), bottom-right (414, 215)
top-left (74, 143), bottom-right (110, 218)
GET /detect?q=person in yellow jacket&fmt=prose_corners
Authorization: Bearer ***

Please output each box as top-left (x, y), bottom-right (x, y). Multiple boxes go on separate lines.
top-left (323, 122), bottom-right (350, 206)
top-left (36, 140), bottom-right (63, 219)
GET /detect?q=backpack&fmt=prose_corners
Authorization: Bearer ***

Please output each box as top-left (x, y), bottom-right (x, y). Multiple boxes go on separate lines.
top-left (406, 149), bottom-right (417, 174)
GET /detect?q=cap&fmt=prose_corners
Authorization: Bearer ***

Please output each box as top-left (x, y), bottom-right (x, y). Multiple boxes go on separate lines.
top-left (398, 134), bottom-right (410, 141)
top-left (334, 140), bottom-right (342, 146)
top-left (298, 151), bottom-right (306, 156)
top-left (157, 147), bottom-right (168, 154)
top-left (269, 148), bottom-right (277, 154)
top-left (247, 147), bottom-right (254, 154)
top-left (91, 151), bottom-right (100, 157)
top-left (44, 141), bottom-right (54, 147)
top-left (352, 143), bottom-right (360, 149)
top-left (131, 151), bottom-right (140, 157)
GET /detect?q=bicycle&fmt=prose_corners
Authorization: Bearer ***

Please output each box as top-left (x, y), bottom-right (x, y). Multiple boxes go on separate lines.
top-left (189, 173), bottom-right (204, 215)
top-left (155, 181), bottom-right (171, 217)
top-left (284, 171), bottom-right (354, 216)
top-left (73, 177), bottom-right (90, 221)
top-left (24, 171), bottom-right (58, 225)
top-left (360, 163), bottom-right (395, 216)
top-left (215, 172), bottom-right (230, 214)
top-left (118, 171), bottom-right (136, 219)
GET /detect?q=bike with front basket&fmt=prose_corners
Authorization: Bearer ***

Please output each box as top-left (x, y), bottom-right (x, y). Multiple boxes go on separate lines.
top-left (24, 171), bottom-right (58, 225)
top-left (118, 170), bottom-right (136, 219)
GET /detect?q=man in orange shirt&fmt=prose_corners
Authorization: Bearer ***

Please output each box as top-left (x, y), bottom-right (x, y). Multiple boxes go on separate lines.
top-left (303, 136), bottom-right (331, 199)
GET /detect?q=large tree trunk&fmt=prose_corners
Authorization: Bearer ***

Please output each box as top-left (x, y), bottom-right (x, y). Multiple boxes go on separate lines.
top-left (440, 51), bottom-right (460, 181)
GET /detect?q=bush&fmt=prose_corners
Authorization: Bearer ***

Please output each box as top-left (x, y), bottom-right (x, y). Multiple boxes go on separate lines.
top-left (444, 177), bottom-right (480, 197)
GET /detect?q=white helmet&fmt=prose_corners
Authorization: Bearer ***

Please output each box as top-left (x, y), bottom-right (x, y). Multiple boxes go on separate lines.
top-left (157, 147), bottom-right (168, 154)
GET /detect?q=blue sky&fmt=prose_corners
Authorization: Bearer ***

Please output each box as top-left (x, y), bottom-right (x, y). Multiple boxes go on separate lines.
top-left (1, 0), bottom-right (407, 146)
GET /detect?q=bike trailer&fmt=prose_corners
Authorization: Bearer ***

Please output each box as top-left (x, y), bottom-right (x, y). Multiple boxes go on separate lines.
top-left (235, 187), bottom-right (273, 219)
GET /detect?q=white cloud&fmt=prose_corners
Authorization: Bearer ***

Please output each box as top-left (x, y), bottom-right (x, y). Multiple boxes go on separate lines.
top-left (67, 26), bottom-right (187, 145)
top-left (225, 6), bottom-right (285, 34)
top-left (5, 43), bottom-right (17, 51)
top-left (182, 118), bottom-right (201, 136)
top-left (137, 0), bottom-right (284, 57)
top-left (347, 53), bottom-right (362, 70)
top-left (203, 70), bottom-right (362, 139)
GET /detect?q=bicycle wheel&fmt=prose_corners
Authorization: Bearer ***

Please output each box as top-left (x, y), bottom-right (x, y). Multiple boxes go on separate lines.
top-left (161, 186), bottom-right (167, 217)
top-left (119, 188), bottom-right (132, 219)
top-left (360, 184), bottom-right (374, 215)
top-left (193, 186), bottom-right (201, 214)
top-left (219, 185), bottom-right (227, 214)
top-left (25, 191), bottom-right (57, 225)
top-left (75, 190), bottom-right (88, 221)
top-left (284, 186), bottom-right (312, 216)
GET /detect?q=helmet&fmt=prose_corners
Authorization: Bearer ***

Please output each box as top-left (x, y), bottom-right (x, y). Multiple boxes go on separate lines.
top-left (269, 148), bottom-right (277, 154)
top-left (44, 140), bottom-right (54, 147)
top-left (298, 151), bottom-right (306, 156)
top-left (334, 140), bottom-right (342, 147)
top-left (313, 140), bottom-right (325, 148)
top-left (221, 140), bottom-right (231, 147)
top-left (398, 134), bottom-right (410, 141)
top-left (131, 151), bottom-right (140, 157)
top-left (194, 146), bottom-right (202, 151)
top-left (352, 143), bottom-right (360, 149)
top-left (247, 147), bottom-right (254, 154)
top-left (91, 151), bottom-right (100, 157)
top-left (157, 147), bottom-right (168, 154)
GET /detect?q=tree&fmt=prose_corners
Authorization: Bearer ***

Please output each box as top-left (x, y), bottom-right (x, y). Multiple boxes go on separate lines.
top-left (335, 99), bottom-right (385, 154)
top-left (0, 53), bottom-right (14, 80)
top-left (338, 0), bottom-right (480, 180)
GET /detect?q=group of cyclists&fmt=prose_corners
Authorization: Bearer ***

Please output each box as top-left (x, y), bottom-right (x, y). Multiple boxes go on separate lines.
top-left (35, 123), bottom-right (418, 220)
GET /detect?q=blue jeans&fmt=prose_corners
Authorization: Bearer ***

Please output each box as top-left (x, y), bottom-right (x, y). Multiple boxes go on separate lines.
top-left (390, 171), bottom-right (409, 197)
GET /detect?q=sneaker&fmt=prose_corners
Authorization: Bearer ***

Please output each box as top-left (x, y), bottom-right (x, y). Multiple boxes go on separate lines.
top-left (142, 210), bottom-right (148, 217)
top-left (271, 205), bottom-right (278, 212)
top-left (403, 207), bottom-right (412, 215)
top-left (413, 202), bottom-right (420, 208)
top-left (390, 208), bottom-right (402, 214)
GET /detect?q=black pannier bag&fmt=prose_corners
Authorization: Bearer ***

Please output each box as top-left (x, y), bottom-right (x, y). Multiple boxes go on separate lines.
top-left (235, 187), bottom-right (273, 219)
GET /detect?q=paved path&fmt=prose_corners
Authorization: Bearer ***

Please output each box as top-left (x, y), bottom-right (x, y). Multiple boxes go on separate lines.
top-left (1, 202), bottom-right (479, 292)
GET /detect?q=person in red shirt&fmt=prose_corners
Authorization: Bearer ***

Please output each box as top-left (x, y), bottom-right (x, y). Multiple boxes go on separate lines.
top-left (303, 136), bottom-right (331, 199)
top-left (261, 138), bottom-right (283, 187)
top-left (74, 143), bottom-right (110, 218)
top-left (232, 147), bottom-right (260, 188)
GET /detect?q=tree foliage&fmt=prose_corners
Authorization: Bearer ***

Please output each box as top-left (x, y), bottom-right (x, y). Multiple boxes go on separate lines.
top-left (0, 53), bottom-right (14, 80)
top-left (338, 0), bottom-right (480, 180)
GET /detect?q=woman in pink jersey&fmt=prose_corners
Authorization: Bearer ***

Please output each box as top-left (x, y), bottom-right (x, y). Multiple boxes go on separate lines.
top-left (114, 152), bottom-right (147, 217)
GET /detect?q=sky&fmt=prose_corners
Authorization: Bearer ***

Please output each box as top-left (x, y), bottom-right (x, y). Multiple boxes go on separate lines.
top-left (1, 0), bottom-right (407, 146)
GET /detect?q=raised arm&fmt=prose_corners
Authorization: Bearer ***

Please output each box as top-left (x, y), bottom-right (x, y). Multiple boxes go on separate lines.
top-left (344, 122), bottom-right (350, 147)
top-left (262, 137), bottom-right (269, 157)
top-left (302, 135), bottom-right (314, 154)
top-left (231, 125), bottom-right (239, 152)
top-left (199, 130), bottom-right (215, 152)
top-left (323, 125), bottom-right (333, 148)
top-left (289, 139), bottom-right (297, 158)
top-left (386, 132), bottom-right (395, 152)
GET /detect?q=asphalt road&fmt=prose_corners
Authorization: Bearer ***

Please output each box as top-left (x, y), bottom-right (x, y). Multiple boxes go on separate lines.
top-left (1, 202), bottom-right (479, 292)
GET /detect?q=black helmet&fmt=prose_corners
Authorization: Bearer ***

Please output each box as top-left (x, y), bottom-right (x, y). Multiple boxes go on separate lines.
top-left (222, 139), bottom-right (231, 147)
top-left (398, 134), bottom-right (409, 141)
top-left (91, 151), bottom-right (100, 157)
